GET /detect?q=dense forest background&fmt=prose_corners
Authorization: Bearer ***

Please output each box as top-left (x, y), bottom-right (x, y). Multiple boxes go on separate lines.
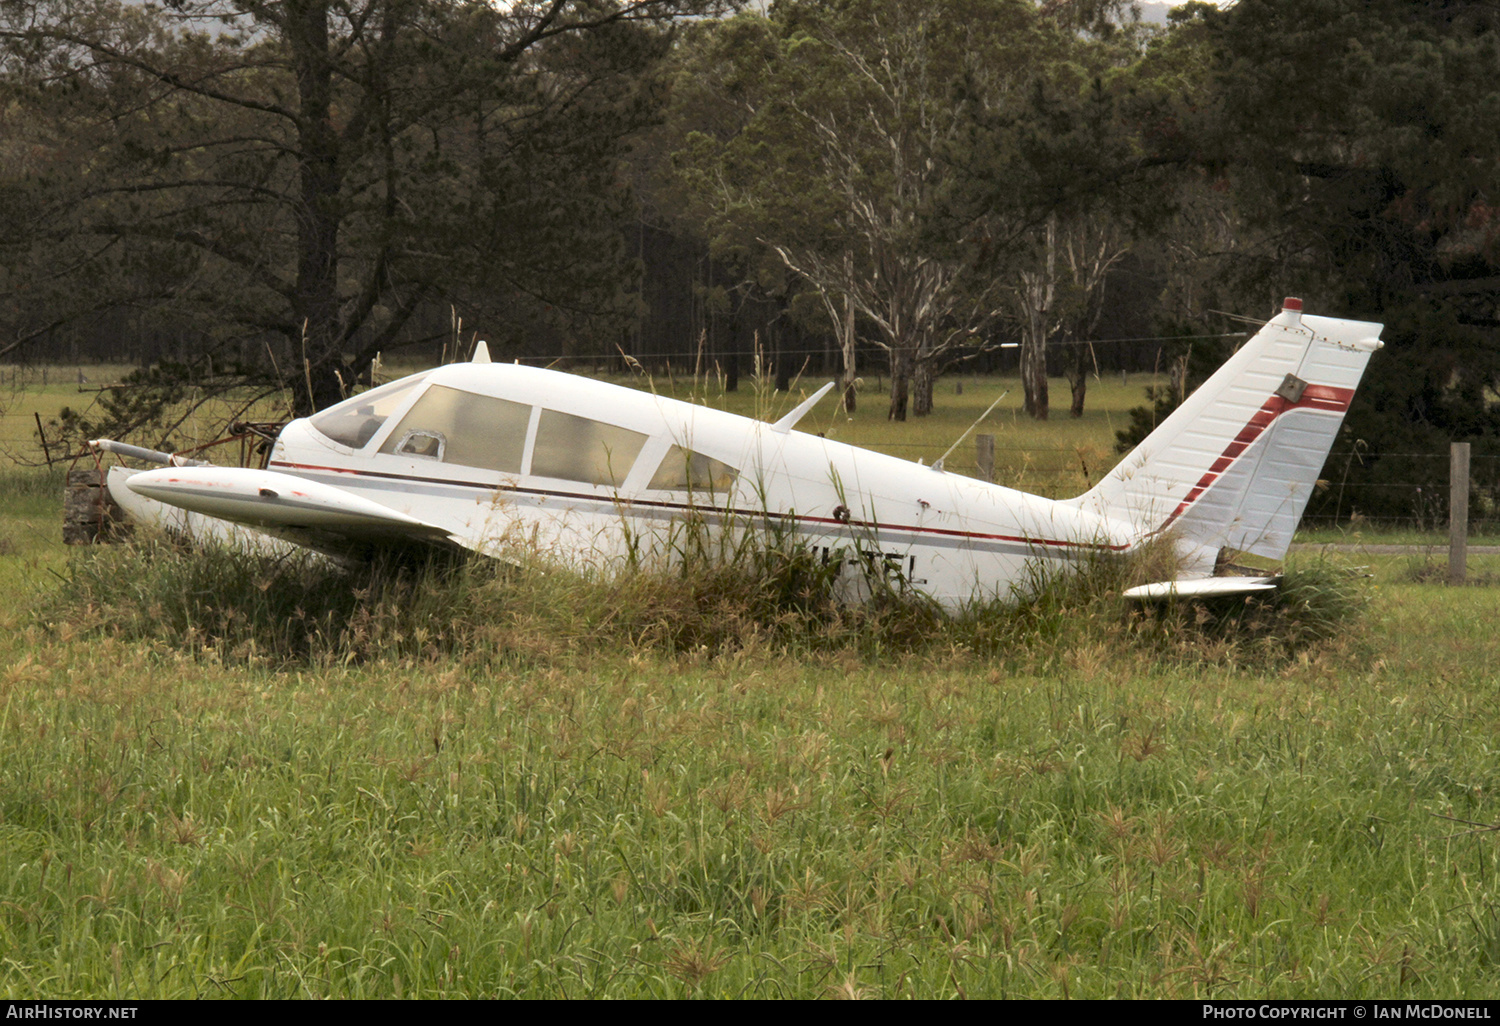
top-left (1, 0), bottom-right (1497, 522)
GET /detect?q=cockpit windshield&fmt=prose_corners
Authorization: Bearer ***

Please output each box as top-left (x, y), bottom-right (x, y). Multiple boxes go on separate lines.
top-left (308, 374), bottom-right (430, 450)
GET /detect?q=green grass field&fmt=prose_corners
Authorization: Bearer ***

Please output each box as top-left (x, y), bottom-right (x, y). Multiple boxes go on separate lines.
top-left (3, 367), bottom-right (1500, 998)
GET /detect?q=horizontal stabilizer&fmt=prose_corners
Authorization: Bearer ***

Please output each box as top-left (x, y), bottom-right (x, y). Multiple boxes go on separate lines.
top-left (1123, 576), bottom-right (1281, 602)
top-left (124, 466), bottom-right (451, 540)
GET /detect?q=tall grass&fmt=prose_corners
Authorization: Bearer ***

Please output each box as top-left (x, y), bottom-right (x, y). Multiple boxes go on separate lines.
top-left (1115, 559), bottom-right (1372, 665)
top-left (42, 527), bottom-right (1368, 671)
top-left (5, 378), bottom-right (1497, 999)
top-left (0, 466), bottom-right (65, 501)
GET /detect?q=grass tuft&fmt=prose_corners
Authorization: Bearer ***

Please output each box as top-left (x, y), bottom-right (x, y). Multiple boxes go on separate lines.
top-left (41, 536), bottom-right (501, 667)
top-left (1119, 558), bottom-right (1370, 663)
top-left (40, 529), bottom-right (1369, 671)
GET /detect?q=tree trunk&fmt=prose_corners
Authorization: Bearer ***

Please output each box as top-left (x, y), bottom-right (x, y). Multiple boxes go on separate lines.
top-left (1019, 214), bottom-right (1056, 421)
top-left (724, 305), bottom-right (739, 393)
top-left (290, 0), bottom-right (344, 416)
top-left (1066, 346), bottom-right (1087, 418)
top-left (841, 290), bottom-right (857, 413)
top-left (307, 360), bottom-right (349, 413)
top-left (887, 347), bottom-right (912, 421)
top-left (775, 318), bottom-right (793, 392)
top-left (1021, 332), bottom-right (1048, 421)
top-left (913, 355), bottom-right (934, 417)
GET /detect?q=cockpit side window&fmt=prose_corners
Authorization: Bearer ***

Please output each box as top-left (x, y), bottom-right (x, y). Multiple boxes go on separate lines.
top-left (530, 410), bottom-right (647, 488)
top-left (647, 445), bottom-right (738, 495)
top-left (308, 374), bottom-right (429, 450)
top-left (378, 385), bottom-right (530, 473)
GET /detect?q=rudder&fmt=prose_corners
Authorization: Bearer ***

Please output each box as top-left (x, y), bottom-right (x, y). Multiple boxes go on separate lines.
top-left (1071, 298), bottom-right (1383, 570)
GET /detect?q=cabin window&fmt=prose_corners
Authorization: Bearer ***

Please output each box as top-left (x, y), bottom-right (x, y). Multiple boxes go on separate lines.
top-left (646, 445), bottom-right (738, 494)
top-left (391, 429), bottom-right (445, 461)
top-left (309, 374), bottom-right (430, 450)
top-left (530, 410), bottom-right (647, 488)
top-left (378, 385), bottom-right (530, 474)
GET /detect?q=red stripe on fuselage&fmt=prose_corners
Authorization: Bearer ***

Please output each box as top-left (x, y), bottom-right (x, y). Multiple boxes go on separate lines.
top-left (1157, 384), bottom-right (1354, 533)
top-left (267, 460), bottom-right (1131, 552)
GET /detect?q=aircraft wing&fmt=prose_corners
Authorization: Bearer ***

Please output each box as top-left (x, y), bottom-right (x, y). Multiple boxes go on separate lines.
top-left (116, 465), bottom-right (452, 554)
top-left (1122, 576), bottom-right (1282, 602)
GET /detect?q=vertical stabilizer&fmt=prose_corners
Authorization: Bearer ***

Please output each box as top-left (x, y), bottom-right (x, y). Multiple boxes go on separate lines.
top-left (1070, 299), bottom-right (1383, 569)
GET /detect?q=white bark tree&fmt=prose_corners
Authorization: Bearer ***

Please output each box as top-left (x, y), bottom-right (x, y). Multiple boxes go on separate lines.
top-left (1013, 212), bottom-right (1128, 419)
top-left (672, 0), bottom-right (1033, 420)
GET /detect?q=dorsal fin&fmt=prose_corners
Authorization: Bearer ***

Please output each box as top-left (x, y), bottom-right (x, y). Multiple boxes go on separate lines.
top-left (770, 382), bottom-right (835, 434)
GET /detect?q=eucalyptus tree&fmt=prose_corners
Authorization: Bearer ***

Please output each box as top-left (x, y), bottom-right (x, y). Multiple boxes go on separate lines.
top-left (0, 0), bottom-right (732, 420)
top-left (672, 0), bottom-right (1064, 422)
top-left (930, 0), bottom-right (1199, 421)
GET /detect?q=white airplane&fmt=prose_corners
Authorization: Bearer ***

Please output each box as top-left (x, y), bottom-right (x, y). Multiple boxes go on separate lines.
top-left (93, 298), bottom-right (1383, 606)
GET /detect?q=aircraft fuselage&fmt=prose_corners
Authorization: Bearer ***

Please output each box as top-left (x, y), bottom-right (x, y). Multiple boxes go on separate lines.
top-left (263, 364), bottom-right (1134, 606)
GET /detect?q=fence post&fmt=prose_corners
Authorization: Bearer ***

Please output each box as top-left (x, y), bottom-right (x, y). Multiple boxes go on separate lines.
top-left (976, 434), bottom-right (995, 483)
top-left (1450, 441), bottom-right (1471, 585)
top-left (64, 468), bottom-right (128, 546)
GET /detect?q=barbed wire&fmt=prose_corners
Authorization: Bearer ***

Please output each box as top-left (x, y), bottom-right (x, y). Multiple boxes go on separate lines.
top-left (595, 332), bottom-right (1250, 362)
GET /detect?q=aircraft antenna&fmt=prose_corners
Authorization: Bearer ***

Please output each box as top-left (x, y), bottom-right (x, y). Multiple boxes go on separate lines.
top-left (770, 381), bottom-right (836, 433)
top-left (933, 390), bottom-right (1008, 472)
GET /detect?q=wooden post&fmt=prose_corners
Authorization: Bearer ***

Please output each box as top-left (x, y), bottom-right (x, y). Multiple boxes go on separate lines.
top-left (63, 468), bottom-right (128, 545)
top-left (1450, 441), bottom-right (1471, 585)
top-left (976, 434), bottom-right (995, 483)
top-left (33, 412), bottom-right (52, 466)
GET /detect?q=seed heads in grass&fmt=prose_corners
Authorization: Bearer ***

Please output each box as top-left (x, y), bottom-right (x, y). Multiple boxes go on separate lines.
top-left (663, 938), bottom-right (731, 990)
top-left (829, 971), bottom-right (871, 1000)
top-left (43, 522), bottom-right (1367, 668)
top-left (1396, 547), bottom-right (1500, 586)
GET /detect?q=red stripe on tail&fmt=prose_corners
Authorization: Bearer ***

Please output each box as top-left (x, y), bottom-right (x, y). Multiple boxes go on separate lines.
top-left (1157, 385), bottom-right (1354, 533)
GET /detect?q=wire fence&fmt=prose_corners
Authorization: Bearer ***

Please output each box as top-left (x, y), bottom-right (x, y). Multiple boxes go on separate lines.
top-left (0, 330), bottom-right (1251, 380)
top-left (4, 366), bottom-right (1496, 534)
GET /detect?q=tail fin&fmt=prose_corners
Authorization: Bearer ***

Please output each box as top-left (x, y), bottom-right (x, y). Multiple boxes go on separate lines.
top-left (1072, 298), bottom-right (1383, 569)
